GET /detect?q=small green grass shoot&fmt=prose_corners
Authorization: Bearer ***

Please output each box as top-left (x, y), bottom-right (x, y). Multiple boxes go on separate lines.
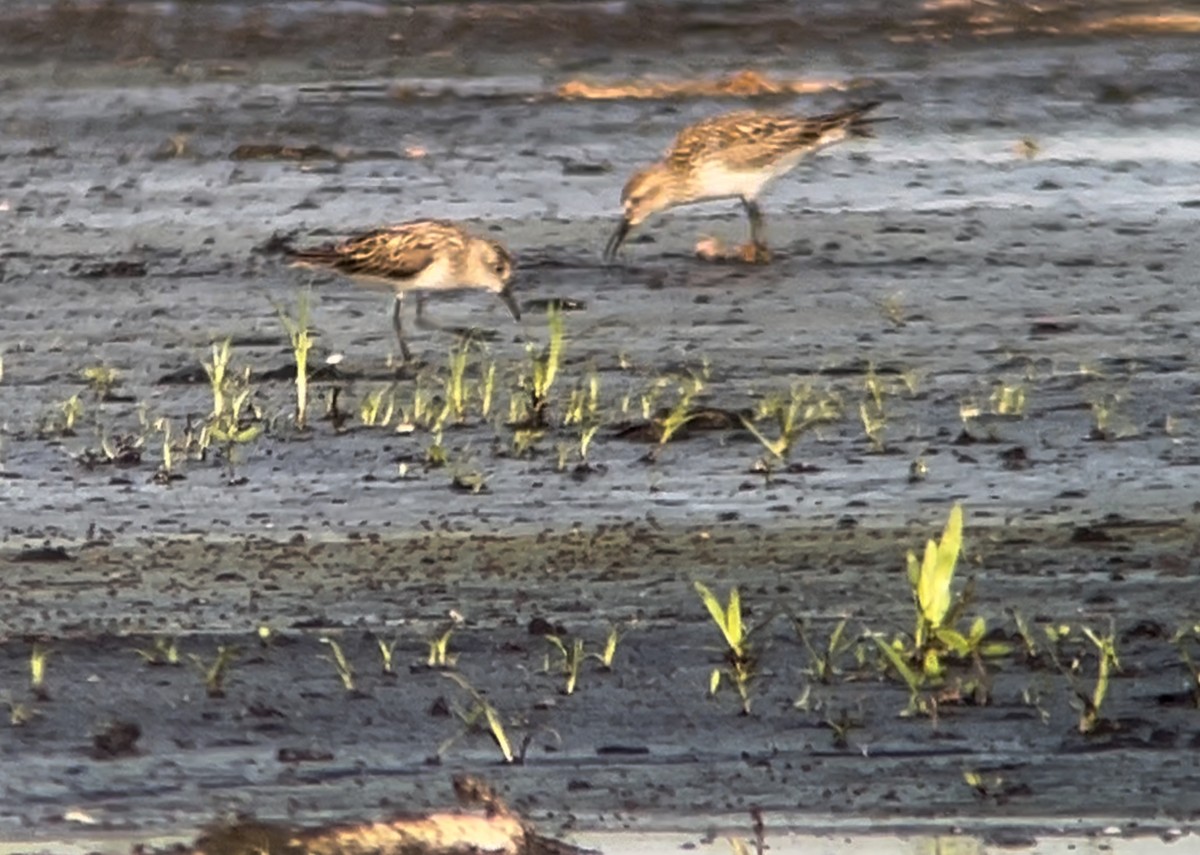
top-left (427, 615), bottom-right (461, 669)
top-left (545, 635), bottom-right (585, 695)
top-left (521, 306), bottom-right (564, 425)
top-left (274, 290), bottom-right (314, 429)
top-left (591, 624), bottom-right (621, 671)
top-left (30, 643), bottom-right (50, 701)
top-left (1062, 624), bottom-right (1121, 734)
top-left (741, 384), bottom-right (841, 470)
top-left (319, 637), bottom-right (357, 692)
top-left (794, 617), bottom-right (853, 684)
top-left (377, 636), bottom-right (399, 677)
top-left (134, 636), bottom-right (181, 667)
top-left (359, 385), bottom-right (396, 428)
top-left (695, 582), bottom-right (763, 714)
top-left (190, 645), bottom-right (239, 699)
top-left (441, 673), bottom-right (518, 764)
top-left (81, 365), bottom-right (120, 399)
top-left (1171, 624), bottom-right (1200, 707)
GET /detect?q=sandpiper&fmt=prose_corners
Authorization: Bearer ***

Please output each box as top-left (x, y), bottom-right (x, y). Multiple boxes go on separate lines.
top-left (288, 220), bottom-right (519, 362)
top-left (605, 102), bottom-right (883, 264)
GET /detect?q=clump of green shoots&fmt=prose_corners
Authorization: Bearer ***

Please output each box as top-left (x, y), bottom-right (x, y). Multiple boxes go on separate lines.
top-left (320, 637), bottom-right (357, 693)
top-left (872, 505), bottom-right (1009, 714)
top-left (990, 380), bottom-right (1027, 416)
top-left (794, 617), bottom-right (854, 684)
top-left (275, 290), bottom-right (315, 429)
top-left (560, 367), bottom-right (602, 470)
top-left (151, 417), bottom-right (182, 483)
top-left (203, 340), bottom-right (262, 479)
top-left (742, 384), bottom-right (841, 472)
top-left (1171, 624), bottom-right (1200, 707)
top-left (695, 582), bottom-right (765, 715)
top-left (43, 393), bottom-right (84, 436)
top-left (545, 635), bottom-right (585, 695)
top-left (542, 627), bottom-right (622, 694)
top-left (81, 365), bottom-right (120, 400)
top-left (30, 643), bottom-right (50, 701)
top-left (439, 673), bottom-right (520, 764)
top-left (359, 385), bottom-right (396, 428)
top-left (426, 614), bottom-right (462, 669)
top-left (441, 338), bottom-right (472, 425)
top-left (190, 645), bottom-right (239, 699)
top-left (644, 373), bottom-right (705, 461)
top-left (1050, 623), bottom-right (1121, 734)
top-left (519, 306), bottom-right (565, 426)
top-left (376, 636), bottom-right (399, 677)
top-left (134, 636), bottom-right (181, 667)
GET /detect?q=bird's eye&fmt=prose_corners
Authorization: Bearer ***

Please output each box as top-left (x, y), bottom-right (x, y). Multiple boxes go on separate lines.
top-left (494, 262), bottom-right (507, 275)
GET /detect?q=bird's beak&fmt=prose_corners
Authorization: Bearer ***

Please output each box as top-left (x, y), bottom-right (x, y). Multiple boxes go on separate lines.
top-left (497, 282), bottom-right (521, 322)
top-left (604, 217), bottom-right (631, 264)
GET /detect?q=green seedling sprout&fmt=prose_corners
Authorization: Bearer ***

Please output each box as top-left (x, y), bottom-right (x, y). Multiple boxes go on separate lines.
top-left (360, 385), bottom-right (396, 428)
top-left (871, 633), bottom-right (929, 716)
top-left (1171, 624), bottom-right (1200, 707)
top-left (154, 417), bottom-right (174, 480)
top-left (257, 624), bottom-right (274, 648)
top-left (591, 625), bottom-right (621, 671)
top-left (319, 637), bottom-right (357, 693)
top-left (479, 360), bottom-right (497, 419)
top-left (824, 708), bottom-right (862, 749)
top-left (134, 636), bottom-right (181, 667)
top-left (202, 338), bottom-right (233, 420)
top-left (545, 635), bottom-right (585, 695)
top-left (695, 582), bottom-right (759, 714)
top-left (990, 381), bottom-right (1027, 416)
top-left (30, 644), bottom-right (50, 701)
top-left (742, 384), bottom-right (841, 467)
top-left (60, 394), bottom-right (84, 434)
top-left (377, 637), bottom-right (399, 676)
top-left (440, 673), bottom-right (517, 764)
top-left (274, 289), bottom-right (314, 429)
top-left (81, 365), bottom-right (119, 399)
top-left (7, 698), bottom-right (36, 727)
top-left (794, 617), bottom-right (853, 684)
top-left (859, 399), bottom-right (887, 452)
top-left (1074, 625), bottom-right (1121, 734)
top-left (908, 503), bottom-right (967, 676)
top-left (864, 363), bottom-right (886, 408)
top-left (522, 305), bottom-right (565, 424)
top-left (442, 338), bottom-right (471, 425)
top-left (1010, 609), bottom-right (1040, 659)
top-left (190, 645), bottom-right (239, 699)
top-left (427, 615), bottom-right (461, 669)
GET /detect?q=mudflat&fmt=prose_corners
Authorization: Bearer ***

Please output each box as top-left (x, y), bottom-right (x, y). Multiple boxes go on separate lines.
top-left (1, 1), bottom-right (1199, 851)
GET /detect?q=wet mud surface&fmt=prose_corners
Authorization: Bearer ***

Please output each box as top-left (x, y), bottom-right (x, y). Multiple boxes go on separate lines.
top-left (2, 0), bottom-right (1200, 850)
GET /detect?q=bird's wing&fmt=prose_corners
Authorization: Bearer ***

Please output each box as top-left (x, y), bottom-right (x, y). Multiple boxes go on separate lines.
top-left (291, 221), bottom-right (463, 282)
top-left (667, 104), bottom-right (881, 172)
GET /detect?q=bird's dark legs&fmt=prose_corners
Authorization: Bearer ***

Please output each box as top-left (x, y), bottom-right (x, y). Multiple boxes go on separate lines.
top-left (391, 294), bottom-right (412, 363)
top-left (414, 293), bottom-right (443, 331)
top-left (740, 197), bottom-right (771, 264)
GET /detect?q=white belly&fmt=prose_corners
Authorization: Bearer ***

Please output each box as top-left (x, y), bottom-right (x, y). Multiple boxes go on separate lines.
top-left (694, 150), bottom-right (808, 201)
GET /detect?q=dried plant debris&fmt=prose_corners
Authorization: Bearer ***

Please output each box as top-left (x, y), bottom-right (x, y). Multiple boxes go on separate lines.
top-left (557, 70), bottom-right (851, 101)
top-left (179, 776), bottom-right (595, 855)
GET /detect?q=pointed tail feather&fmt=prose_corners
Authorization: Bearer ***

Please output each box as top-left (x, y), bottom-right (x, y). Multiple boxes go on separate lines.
top-left (835, 101), bottom-right (897, 139)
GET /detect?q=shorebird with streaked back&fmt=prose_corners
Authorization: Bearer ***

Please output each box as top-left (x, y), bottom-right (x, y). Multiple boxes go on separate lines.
top-left (605, 101), bottom-right (884, 265)
top-left (288, 220), bottom-right (519, 362)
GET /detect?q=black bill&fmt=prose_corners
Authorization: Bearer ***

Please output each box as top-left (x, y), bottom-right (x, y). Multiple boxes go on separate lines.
top-left (497, 283), bottom-right (521, 322)
top-left (603, 218), bottom-right (631, 264)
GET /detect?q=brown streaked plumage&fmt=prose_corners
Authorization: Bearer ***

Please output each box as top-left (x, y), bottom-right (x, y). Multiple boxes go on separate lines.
top-left (605, 102), bottom-right (884, 264)
top-left (289, 220), bottom-right (518, 362)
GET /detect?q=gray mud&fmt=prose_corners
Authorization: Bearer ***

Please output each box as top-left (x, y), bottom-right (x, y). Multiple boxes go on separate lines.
top-left (2, 1), bottom-right (1200, 851)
